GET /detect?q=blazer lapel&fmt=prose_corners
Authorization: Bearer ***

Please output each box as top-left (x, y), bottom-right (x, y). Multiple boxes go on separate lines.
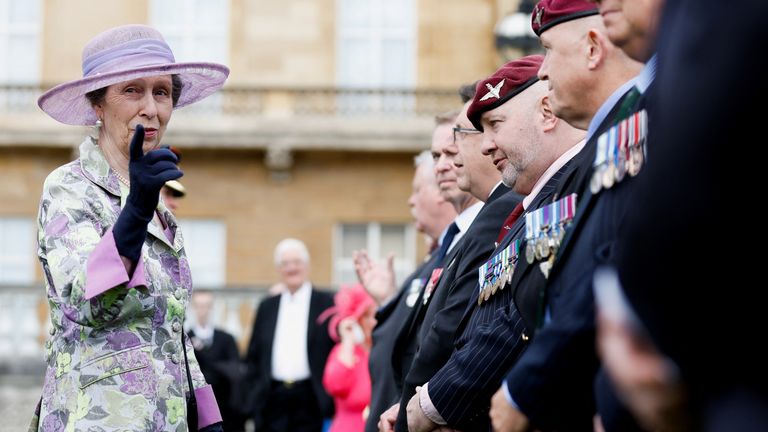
top-left (486, 184), bottom-right (512, 205)
top-left (307, 287), bottom-right (322, 349)
top-left (263, 297), bottom-right (280, 372)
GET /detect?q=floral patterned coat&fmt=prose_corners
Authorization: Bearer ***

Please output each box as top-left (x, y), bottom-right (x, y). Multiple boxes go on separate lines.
top-left (30, 138), bottom-right (221, 432)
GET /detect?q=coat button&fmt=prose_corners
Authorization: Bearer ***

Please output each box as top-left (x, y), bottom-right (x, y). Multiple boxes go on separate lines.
top-left (174, 289), bottom-right (184, 300)
top-left (172, 322), bottom-right (182, 333)
top-left (49, 327), bottom-right (56, 336)
top-left (171, 354), bottom-right (180, 364)
top-left (522, 332), bottom-right (529, 341)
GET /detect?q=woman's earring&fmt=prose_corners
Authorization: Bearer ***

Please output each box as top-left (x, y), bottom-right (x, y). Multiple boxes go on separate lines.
top-left (93, 119), bottom-right (102, 143)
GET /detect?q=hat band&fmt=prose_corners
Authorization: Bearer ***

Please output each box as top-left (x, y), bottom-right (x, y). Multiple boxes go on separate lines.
top-left (82, 39), bottom-right (175, 77)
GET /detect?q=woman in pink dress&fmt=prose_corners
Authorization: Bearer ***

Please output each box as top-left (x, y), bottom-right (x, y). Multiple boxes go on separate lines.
top-left (320, 283), bottom-right (377, 432)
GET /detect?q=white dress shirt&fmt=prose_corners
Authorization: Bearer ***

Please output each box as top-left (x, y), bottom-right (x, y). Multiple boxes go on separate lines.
top-left (271, 281), bottom-right (312, 381)
top-left (447, 200), bottom-right (484, 252)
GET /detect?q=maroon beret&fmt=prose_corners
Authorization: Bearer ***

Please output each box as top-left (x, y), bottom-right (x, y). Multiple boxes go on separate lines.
top-left (531, 0), bottom-right (599, 36)
top-left (467, 55), bottom-right (544, 131)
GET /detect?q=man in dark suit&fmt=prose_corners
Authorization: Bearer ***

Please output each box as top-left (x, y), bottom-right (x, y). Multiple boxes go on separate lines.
top-left (188, 291), bottom-right (245, 431)
top-left (360, 148), bottom-right (456, 432)
top-left (404, 55), bottom-right (587, 432)
top-left (244, 239), bottom-right (335, 432)
top-left (606, 0), bottom-right (768, 430)
top-left (375, 109), bottom-right (486, 432)
top-left (490, 0), bottom-right (657, 430)
top-left (389, 83), bottom-right (523, 432)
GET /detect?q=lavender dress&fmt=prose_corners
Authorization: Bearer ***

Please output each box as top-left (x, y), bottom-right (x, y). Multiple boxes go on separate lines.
top-left (29, 138), bottom-right (221, 431)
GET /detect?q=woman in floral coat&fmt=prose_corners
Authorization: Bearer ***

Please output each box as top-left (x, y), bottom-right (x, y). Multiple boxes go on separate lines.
top-left (30, 24), bottom-right (229, 431)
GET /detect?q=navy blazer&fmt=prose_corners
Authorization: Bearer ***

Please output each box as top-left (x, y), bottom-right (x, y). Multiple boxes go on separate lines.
top-left (364, 253), bottom-right (441, 432)
top-left (392, 186), bottom-right (521, 431)
top-left (504, 88), bottom-right (650, 431)
top-left (423, 165), bottom-right (571, 431)
top-left (616, 1), bottom-right (768, 429)
top-left (391, 186), bottom-right (519, 382)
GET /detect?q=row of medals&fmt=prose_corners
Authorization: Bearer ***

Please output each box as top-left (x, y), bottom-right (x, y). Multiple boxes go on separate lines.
top-left (478, 240), bottom-right (519, 305)
top-left (524, 194), bottom-right (578, 279)
top-left (589, 110), bottom-right (648, 195)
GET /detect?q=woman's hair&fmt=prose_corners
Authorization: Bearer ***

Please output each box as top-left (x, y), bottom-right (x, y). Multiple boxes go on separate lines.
top-left (85, 74), bottom-right (183, 108)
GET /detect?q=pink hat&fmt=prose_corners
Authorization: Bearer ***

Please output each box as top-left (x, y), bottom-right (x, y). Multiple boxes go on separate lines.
top-left (318, 283), bottom-right (375, 342)
top-left (38, 24), bottom-right (229, 125)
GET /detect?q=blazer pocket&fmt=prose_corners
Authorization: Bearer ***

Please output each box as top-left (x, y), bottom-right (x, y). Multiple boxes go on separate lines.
top-left (79, 344), bottom-right (151, 389)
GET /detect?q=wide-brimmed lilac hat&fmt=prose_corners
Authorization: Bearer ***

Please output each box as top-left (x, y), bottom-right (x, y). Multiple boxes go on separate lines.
top-left (38, 24), bottom-right (229, 125)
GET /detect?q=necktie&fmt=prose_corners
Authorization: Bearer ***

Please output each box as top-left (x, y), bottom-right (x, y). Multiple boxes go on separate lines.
top-left (435, 222), bottom-right (460, 262)
top-left (496, 202), bottom-right (525, 243)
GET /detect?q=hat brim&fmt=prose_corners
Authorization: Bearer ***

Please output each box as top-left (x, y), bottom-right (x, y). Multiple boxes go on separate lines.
top-left (165, 180), bottom-right (186, 197)
top-left (38, 62), bottom-right (229, 125)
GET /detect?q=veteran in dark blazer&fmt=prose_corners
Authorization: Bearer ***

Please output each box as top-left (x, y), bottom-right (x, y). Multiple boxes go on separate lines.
top-left (593, 0), bottom-right (764, 430)
top-left (377, 108), bottom-right (487, 431)
top-left (614, 2), bottom-right (768, 429)
top-left (403, 55), bottom-right (587, 432)
top-left (392, 88), bottom-right (522, 431)
top-left (244, 239), bottom-right (335, 432)
top-left (363, 149), bottom-right (456, 432)
top-left (493, 1), bottom-right (654, 430)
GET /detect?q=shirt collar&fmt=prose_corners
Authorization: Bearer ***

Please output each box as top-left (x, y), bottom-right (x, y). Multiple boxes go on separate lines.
top-left (454, 200), bottom-right (484, 234)
top-left (282, 281), bottom-right (312, 303)
top-left (636, 54), bottom-right (658, 94)
top-left (586, 78), bottom-right (638, 142)
top-left (523, 139), bottom-right (586, 210)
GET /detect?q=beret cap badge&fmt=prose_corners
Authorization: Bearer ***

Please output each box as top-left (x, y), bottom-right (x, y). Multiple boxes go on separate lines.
top-left (534, 6), bottom-right (544, 28)
top-left (479, 79), bottom-right (505, 102)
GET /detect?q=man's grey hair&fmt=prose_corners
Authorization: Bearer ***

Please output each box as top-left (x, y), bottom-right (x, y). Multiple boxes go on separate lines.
top-left (414, 150), bottom-right (434, 169)
top-left (274, 238), bottom-right (310, 266)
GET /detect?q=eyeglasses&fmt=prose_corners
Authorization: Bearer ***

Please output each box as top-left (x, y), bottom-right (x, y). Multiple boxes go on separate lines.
top-left (453, 126), bottom-right (482, 143)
